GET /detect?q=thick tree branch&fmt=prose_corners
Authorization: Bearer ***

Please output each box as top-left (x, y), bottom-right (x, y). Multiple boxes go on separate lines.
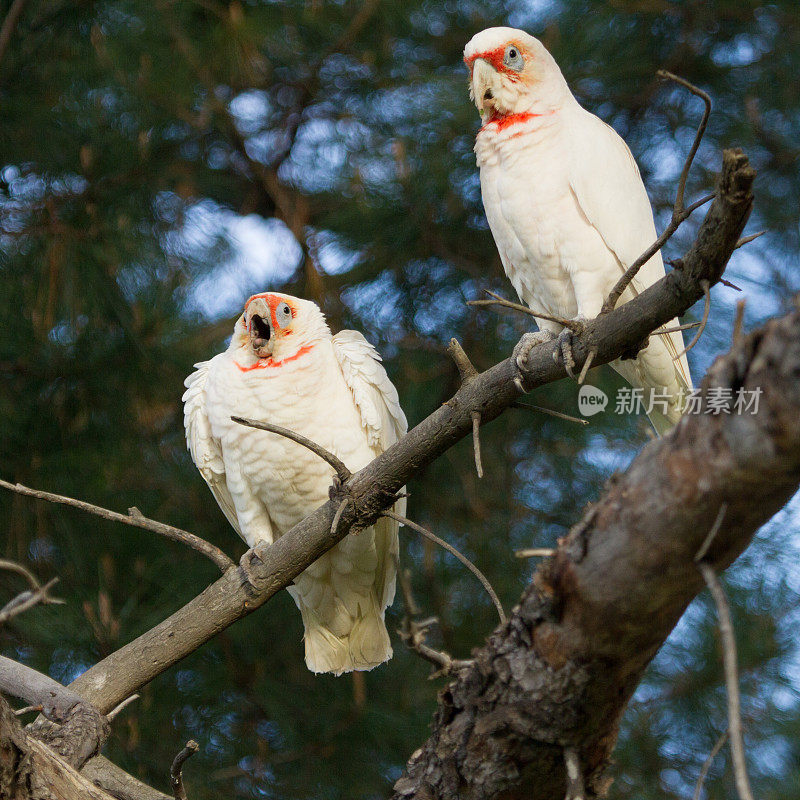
top-left (392, 299), bottom-right (800, 799)
top-left (52, 149), bottom-right (753, 723)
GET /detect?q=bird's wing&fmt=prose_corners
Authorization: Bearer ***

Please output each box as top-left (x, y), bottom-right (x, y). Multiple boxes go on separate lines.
top-left (566, 108), bottom-right (692, 388)
top-left (182, 359), bottom-right (242, 536)
top-left (332, 329), bottom-right (407, 608)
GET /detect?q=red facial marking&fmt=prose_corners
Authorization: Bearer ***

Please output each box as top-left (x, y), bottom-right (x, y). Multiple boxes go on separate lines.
top-left (234, 344), bottom-right (314, 372)
top-left (479, 109), bottom-right (556, 133)
top-left (244, 292), bottom-right (296, 334)
top-left (464, 43), bottom-right (526, 80)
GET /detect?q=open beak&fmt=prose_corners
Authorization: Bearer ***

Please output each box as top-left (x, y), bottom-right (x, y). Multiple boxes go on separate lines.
top-left (246, 301), bottom-right (274, 358)
top-left (470, 58), bottom-right (500, 115)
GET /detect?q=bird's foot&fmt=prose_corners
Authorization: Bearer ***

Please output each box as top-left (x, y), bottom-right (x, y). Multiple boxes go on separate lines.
top-left (513, 330), bottom-right (557, 393)
top-left (552, 318), bottom-right (587, 381)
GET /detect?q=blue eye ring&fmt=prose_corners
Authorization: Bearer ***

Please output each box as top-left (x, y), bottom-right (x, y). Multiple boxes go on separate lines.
top-left (503, 45), bottom-right (524, 72)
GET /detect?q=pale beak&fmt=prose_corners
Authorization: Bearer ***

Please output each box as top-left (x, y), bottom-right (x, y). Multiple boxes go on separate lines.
top-left (246, 301), bottom-right (274, 358)
top-left (470, 58), bottom-right (500, 115)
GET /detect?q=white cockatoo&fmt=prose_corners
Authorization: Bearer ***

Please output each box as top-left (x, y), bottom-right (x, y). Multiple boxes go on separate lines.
top-left (183, 292), bottom-right (407, 674)
top-left (464, 27), bottom-right (692, 433)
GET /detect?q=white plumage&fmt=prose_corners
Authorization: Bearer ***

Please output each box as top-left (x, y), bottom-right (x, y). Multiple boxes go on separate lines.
top-left (183, 292), bottom-right (406, 674)
top-left (464, 27), bottom-right (692, 432)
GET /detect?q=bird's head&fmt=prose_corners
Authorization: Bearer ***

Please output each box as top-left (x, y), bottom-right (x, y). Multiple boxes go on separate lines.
top-left (231, 292), bottom-right (329, 365)
top-left (464, 27), bottom-right (569, 124)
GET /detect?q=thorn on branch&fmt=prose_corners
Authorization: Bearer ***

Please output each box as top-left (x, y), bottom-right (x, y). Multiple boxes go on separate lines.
top-left (385, 510), bottom-right (506, 625)
top-left (0, 479), bottom-right (234, 573)
top-left (674, 279), bottom-right (711, 361)
top-left (602, 70), bottom-right (712, 314)
top-left (232, 416), bottom-right (352, 482)
top-left (563, 746), bottom-right (586, 800)
top-left (170, 739), bottom-right (199, 800)
top-left (695, 506), bottom-right (755, 800)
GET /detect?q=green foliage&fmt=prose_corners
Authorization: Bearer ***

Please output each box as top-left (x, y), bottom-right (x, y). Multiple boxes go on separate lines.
top-left (1, 1), bottom-right (798, 798)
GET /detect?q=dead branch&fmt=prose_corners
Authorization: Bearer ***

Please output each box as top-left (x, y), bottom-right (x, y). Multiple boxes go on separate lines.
top-left (170, 740), bottom-right (199, 800)
top-left (446, 339), bottom-right (484, 478)
top-left (231, 416), bottom-right (352, 481)
top-left (0, 577), bottom-right (62, 624)
top-left (386, 510), bottom-right (505, 624)
top-left (601, 70), bottom-right (712, 313)
top-left (396, 568), bottom-right (472, 677)
top-left (511, 402), bottom-right (589, 426)
top-left (693, 730), bottom-right (728, 800)
top-left (469, 290), bottom-right (582, 332)
top-left (695, 511), bottom-right (755, 800)
top-left (0, 480), bottom-right (233, 573)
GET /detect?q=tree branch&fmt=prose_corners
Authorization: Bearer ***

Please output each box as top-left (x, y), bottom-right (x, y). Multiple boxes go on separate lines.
top-left (43, 149), bottom-right (752, 723)
top-left (0, 480), bottom-right (234, 572)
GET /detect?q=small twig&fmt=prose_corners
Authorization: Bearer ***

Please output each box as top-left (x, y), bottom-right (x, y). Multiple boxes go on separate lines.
top-left (654, 321), bottom-right (702, 335)
top-left (0, 577), bottom-right (61, 624)
top-left (471, 412), bottom-right (484, 479)
top-left (106, 694), bottom-right (139, 722)
top-left (385, 510), bottom-right (506, 624)
top-left (673, 279), bottom-right (711, 361)
top-left (0, 479), bottom-right (234, 573)
top-left (734, 230), bottom-right (765, 250)
top-left (602, 70), bottom-right (712, 314)
top-left (511, 402), bottom-right (589, 426)
top-left (719, 277), bottom-right (742, 291)
top-left (330, 497), bottom-right (351, 536)
top-left (469, 290), bottom-right (582, 332)
top-left (0, 559), bottom-right (64, 607)
top-left (693, 729), bottom-right (729, 800)
top-left (396, 567), bottom-right (472, 677)
top-left (231, 416), bottom-right (352, 482)
top-left (563, 746), bottom-right (585, 800)
top-left (732, 299), bottom-right (747, 347)
top-left (446, 338), bottom-right (478, 383)
top-left (515, 548), bottom-right (557, 559)
top-left (13, 704), bottom-right (42, 716)
top-left (170, 739), bottom-right (199, 800)
top-left (577, 348), bottom-right (597, 385)
top-left (695, 506), bottom-right (755, 800)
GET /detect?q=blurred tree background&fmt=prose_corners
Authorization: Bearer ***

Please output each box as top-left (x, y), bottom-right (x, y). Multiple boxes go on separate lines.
top-left (1, 0), bottom-right (799, 797)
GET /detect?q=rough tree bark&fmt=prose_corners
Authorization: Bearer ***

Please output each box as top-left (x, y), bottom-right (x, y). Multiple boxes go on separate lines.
top-left (392, 303), bottom-right (800, 800)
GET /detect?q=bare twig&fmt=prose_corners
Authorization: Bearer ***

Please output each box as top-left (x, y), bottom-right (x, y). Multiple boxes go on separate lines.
top-left (734, 230), bottom-right (765, 250)
top-left (0, 558), bottom-right (64, 607)
top-left (732, 299), bottom-right (747, 347)
top-left (693, 729), bottom-right (729, 800)
top-left (396, 568), bottom-right (472, 676)
top-left (446, 338), bottom-right (478, 382)
top-left (695, 507), bottom-right (754, 800)
top-left (577, 348), bottom-right (597, 385)
top-left (231, 417), bottom-right (352, 482)
top-left (673, 280), bottom-right (711, 361)
top-left (106, 694), bottom-right (139, 722)
top-left (469, 290), bottom-right (583, 332)
top-left (330, 498), bottom-right (351, 536)
top-left (511, 402), bottom-right (589, 426)
top-left (515, 548), bottom-right (556, 558)
top-left (0, 577), bottom-right (61, 624)
top-left (13, 704), bottom-right (42, 716)
top-left (471, 412), bottom-right (484, 479)
top-left (655, 321), bottom-right (702, 335)
top-left (602, 70), bottom-right (712, 313)
top-left (0, 479), bottom-right (234, 573)
top-left (170, 739), bottom-right (199, 800)
top-left (385, 510), bottom-right (506, 624)
top-left (563, 747), bottom-right (585, 800)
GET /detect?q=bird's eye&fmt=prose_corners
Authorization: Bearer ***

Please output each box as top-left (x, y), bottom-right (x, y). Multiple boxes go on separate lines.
top-left (275, 302), bottom-right (292, 328)
top-left (503, 45), bottom-right (524, 72)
